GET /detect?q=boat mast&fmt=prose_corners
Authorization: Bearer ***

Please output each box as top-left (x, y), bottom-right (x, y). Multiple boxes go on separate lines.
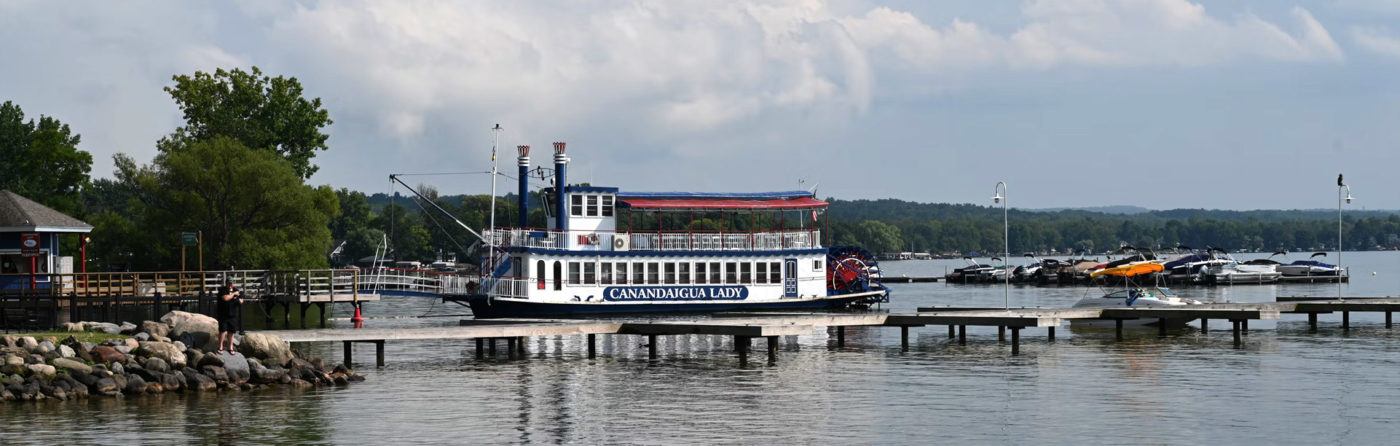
top-left (488, 124), bottom-right (502, 268)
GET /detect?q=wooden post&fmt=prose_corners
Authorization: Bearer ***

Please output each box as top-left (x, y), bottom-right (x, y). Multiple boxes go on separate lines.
top-left (736, 335), bottom-right (749, 366)
top-left (947, 325), bottom-right (954, 339)
top-left (299, 303), bottom-right (309, 328)
top-left (1242, 319), bottom-right (1249, 335)
top-left (152, 291), bottom-right (162, 321)
top-left (1047, 326), bottom-right (1055, 342)
top-left (647, 334), bottom-right (658, 359)
top-left (1308, 313), bottom-right (1318, 332)
top-left (507, 337), bottom-right (518, 359)
top-left (1010, 327), bottom-right (1021, 356)
top-left (587, 334), bottom-right (597, 358)
top-left (343, 341), bottom-right (353, 366)
top-left (318, 302), bottom-right (327, 328)
top-left (1115, 319), bottom-right (1124, 341)
top-left (518, 336), bottom-right (526, 354)
top-left (476, 338), bottom-right (485, 359)
top-left (1159, 318), bottom-right (1167, 337)
top-left (1232, 320), bottom-right (1242, 348)
top-left (836, 326), bottom-right (845, 347)
top-left (1201, 318), bottom-right (1208, 333)
top-left (958, 325), bottom-right (966, 345)
top-left (375, 340), bottom-right (385, 367)
top-left (900, 326), bottom-right (909, 352)
top-left (766, 335), bottom-right (778, 362)
top-left (488, 338), bottom-right (497, 355)
top-left (1342, 311), bottom-right (1350, 331)
top-left (1388, 312), bottom-right (1393, 329)
top-left (998, 326), bottom-right (1005, 342)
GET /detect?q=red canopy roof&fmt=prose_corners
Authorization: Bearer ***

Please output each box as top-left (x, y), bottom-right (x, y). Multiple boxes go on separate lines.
top-left (618, 196), bottom-right (828, 210)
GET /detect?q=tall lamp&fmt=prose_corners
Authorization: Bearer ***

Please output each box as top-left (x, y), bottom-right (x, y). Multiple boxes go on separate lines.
top-left (993, 182), bottom-right (1008, 309)
top-left (1337, 174), bottom-right (1352, 299)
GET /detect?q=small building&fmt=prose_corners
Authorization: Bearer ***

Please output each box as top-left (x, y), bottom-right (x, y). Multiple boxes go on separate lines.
top-left (0, 190), bottom-right (93, 290)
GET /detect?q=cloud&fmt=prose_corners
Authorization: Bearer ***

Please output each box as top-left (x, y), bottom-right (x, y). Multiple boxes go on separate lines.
top-left (1351, 26), bottom-right (1400, 60)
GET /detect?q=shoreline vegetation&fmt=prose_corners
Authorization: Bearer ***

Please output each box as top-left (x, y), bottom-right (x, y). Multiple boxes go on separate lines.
top-left (1, 311), bottom-right (362, 403)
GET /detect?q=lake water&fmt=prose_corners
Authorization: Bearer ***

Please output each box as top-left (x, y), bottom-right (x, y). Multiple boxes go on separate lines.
top-left (6, 251), bottom-right (1400, 444)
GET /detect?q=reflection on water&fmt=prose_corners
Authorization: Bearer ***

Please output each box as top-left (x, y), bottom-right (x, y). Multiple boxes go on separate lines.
top-left (5, 252), bottom-right (1400, 443)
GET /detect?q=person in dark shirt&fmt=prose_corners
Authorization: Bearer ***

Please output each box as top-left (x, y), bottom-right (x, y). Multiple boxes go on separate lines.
top-left (216, 279), bottom-right (243, 354)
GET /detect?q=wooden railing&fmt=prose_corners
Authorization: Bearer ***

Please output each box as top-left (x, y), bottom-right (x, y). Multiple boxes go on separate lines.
top-left (0, 269), bottom-right (360, 300)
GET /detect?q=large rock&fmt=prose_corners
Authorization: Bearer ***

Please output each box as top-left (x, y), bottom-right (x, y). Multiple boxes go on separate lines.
top-left (250, 364), bottom-right (287, 384)
top-left (91, 377), bottom-right (120, 396)
top-left (141, 321), bottom-right (170, 338)
top-left (123, 375), bottom-right (147, 394)
top-left (61, 337), bottom-right (93, 363)
top-left (201, 365), bottom-right (229, 387)
top-left (26, 364), bottom-right (55, 377)
top-left (60, 322), bottom-right (85, 332)
top-left (181, 368), bottom-right (217, 392)
top-left (218, 352), bottom-right (250, 385)
top-left (90, 345), bottom-right (127, 364)
top-left (58, 344), bottom-right (75, 359)
top-left (163, 311), bottom-right (219, 352)
top-left (119, 322), bottom-right (138, 335)
top-left (17, 337), bottom-right (38, 351)
top-left (238, 333), bottom-right (293, 367)
top-left (135, 342), bottom-right (187, 368)
top-left (143, 357), bottom-right (171, 373)
top-left (86, 322), bottom-right (123, 335)
top-left (51, 358), bottom-right (92, 375)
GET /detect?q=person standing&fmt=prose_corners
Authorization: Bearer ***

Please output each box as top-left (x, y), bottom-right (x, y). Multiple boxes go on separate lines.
top-left (216, 279), bottom-right (243, 354)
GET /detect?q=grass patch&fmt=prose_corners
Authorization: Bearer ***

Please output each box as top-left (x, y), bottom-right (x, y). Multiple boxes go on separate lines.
top-left (10, 331), bottom-right (128, 344)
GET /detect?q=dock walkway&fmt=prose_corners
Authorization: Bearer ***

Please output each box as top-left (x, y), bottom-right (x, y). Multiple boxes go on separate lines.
top-left (257, 298), bottom-right (1400, 367)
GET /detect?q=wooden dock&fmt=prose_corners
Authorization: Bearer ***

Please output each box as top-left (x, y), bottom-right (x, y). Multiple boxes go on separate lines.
top-left (254, 298), bottom-right (1400, 367)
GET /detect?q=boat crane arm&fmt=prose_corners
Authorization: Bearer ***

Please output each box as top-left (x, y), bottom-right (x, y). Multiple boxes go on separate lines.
top-left (388, 174), bottom-right (488, 243)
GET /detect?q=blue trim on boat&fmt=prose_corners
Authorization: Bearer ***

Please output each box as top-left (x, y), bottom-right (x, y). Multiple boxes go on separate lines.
top-left (451, 293), bottom-right (873, 318)
top-left (505, 247), bottom-right (827, 257)
top-left (615, 190), bottom-right (814, 200)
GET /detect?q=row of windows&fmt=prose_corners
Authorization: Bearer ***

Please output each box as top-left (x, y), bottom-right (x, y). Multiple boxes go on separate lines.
top-left (554, 261), bottom-right (788, 286)
top-left (570, 194), bottom-right (614, 217)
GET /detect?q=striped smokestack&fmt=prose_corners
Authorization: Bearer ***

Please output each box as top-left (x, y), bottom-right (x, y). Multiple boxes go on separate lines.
top-left (553, 142), bottom-right (568, 232)
top-left (517, 145), bottom-right (530, 228)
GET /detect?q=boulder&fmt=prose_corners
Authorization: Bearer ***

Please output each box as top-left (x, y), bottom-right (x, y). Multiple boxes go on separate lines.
top-left (109, 362), bottom-right (124, 376)
top-left (287, 378), bottom-right (313, 389)
top-left (143, 357), bottom-right (171, 373)
top-left (86, 322), bottom-right (123, 335)
top-left (58, 344), bottom-right (75, 359)
top-left (250, 365), bottom-right (286, 384)
top-left (35, 340), bottom-right (54, 354)
top-left (197, 352), bottom-right (225, 368)
top-left (4, 355), bottom-right (22, 367)
top-left (26, 363), bottom-right (56, 377)
top-left (92, 377), bottom-right (120, 396)
top-left (60, 322), bottom-right (85, 332)
top-left (90, 345), bottom-right (127, 364)
top-left (218, 352), bottom-right (250, 385)
top-left (17, 337), bottom-right (38, 351)
top-left (141, 321), bottom-right (171, 338)
top-left (136, 342), bottom-right (187, 368)
top-left (238, 333), bottom-right (293, 367)
top-left (163, 311), bottom-right (219, 350)
top-left (124, 338), bottom-right (139, 350)
top-left (51, 358), bottom-right (92, 375)
top-left (123, 375), bottom-right (147, 394)
top-left (0, 335), bottom-right (14, 348)
top-left (201, 365), bottom-right (229, 386)
top-left (119, 322), bottom-right (138, 335)
top-left (185, 349), bottom-right (204, 368)
top-left (181, 368), bottom-right (217, 392)
top-left (110, 373), bottom-right (127, 391)
top-left (61, 337), bottom-right (93, 363)
top-left (133, 333), bottom-right (151, 342)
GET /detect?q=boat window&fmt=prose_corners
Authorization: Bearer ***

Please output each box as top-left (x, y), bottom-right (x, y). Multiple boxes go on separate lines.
top-left (537, 260), bottom-right (546, 290)
top-left (584, 262), bottom-right (596, 285)
top-left (813, 260), bottom-right (822, 271)
top-left (600, 263), bottom-right (612, 285)
top-left (665, 263), bottom-right (676, 284)
top-left (601, 195), bottom-right (614, 217)
top-left (695, 262), bottom-right (707, 284)
top-left (678, 262), bottom-right (690, 284)
top-left (710, 262), bottom-right (722, 284)
top-left (633, 262), bottom-right (645, 284)
top-left (568, 262), bottom-right (581, 285)
top-left (571, 195), bottom-right (583, 216)
top-left (553, 261), bottom-right (562, 290)
top-left (756, 262), bottom-right (768, 284)
top-left (615, 262), bottom-right (627, 284)
top-left (726, 262), bottom-right (738, 284)
top-left (647, 262), bottom-right (659, 284)
top-left (769, 262), bottom-right (781, 283)
top-left (586, 195), bottom-right (598, 217)
top-left (740, 262), bottom-right (752, 284)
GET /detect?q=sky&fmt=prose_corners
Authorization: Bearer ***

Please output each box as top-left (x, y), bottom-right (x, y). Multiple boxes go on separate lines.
top-left (2, 0), bottom-right (1398, 211)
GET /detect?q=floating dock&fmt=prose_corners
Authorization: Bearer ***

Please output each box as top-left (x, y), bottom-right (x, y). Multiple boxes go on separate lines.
top-left (259, 297), bottom-right (1400, 367)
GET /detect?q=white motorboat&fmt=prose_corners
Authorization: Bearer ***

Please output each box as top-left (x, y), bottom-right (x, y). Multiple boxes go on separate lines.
top-left (1276, 252), bottom-right (1341, 277)
top-left (1202, 251), bottom-right (1281, 283)
top-left (1071, 287), bottom-right (1203, 327)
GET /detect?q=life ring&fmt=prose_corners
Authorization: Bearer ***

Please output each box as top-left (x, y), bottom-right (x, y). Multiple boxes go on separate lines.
top-left (613, 237), bottom-right (625, 249)
top-left (588, 234), bottom-right (600, 245)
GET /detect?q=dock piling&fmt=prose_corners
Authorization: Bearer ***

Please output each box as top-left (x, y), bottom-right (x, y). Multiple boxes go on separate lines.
top-left (736, 335), bottom-right (749, 366)
top-left (1232, 320), bottom-right (1242, 348)
top-left (1343, 311), bottom-right (1350, 331)
top-left (475, 338), bottom-right (484, 359)
top-left (375, 340), bottom-right (384, 367)
top-left (1159, 319), bottom-right (1167, 337)
top-left (948, 325), bottom-right (955, 339)
top-left (1115, 319), bottom-right (1124, 341)
top-left (1201, 319), bottom-right (1208, 333)
top-left (1388, 312), bottom-right (1393, 329)
top-left (344, 341), bottom-right (352, 365)
top-left (998, 326), bottom-right (1005, 342)
top-left (958, 325), bottom-right (966, 345)
top-left (836, 326), bottom-right (845, 347)
top-left (648, 334), bottom-right (658, 359)
top-left (900, 326), bottom-right (909, 352)
top-left (1010, 327), bottom-right (1021, 356)
top-left (507, 337), bottom-right (518, 359)
top-left (767, 336), bottom-right (778, 363)
top-left (1047, 326), bottom-right (1055, 342)
top-left (1242, 319), bottom-right (1249, 335)
top-left (587, 334), bottom-right (597, 358)
top-left (1308, 313), bottom-right (1318, 332)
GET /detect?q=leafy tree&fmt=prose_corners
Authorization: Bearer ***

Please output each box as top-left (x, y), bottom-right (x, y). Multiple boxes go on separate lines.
top-left (0, 100), bottom-right (92, 214)
top-left (162, 67), bottom-right (332, 178)
top-left (124, 137), bottom-right (338, 270)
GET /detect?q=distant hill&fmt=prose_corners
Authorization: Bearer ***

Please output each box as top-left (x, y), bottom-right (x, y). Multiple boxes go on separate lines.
top-left (1029, 205), bottom-right (1153, 215)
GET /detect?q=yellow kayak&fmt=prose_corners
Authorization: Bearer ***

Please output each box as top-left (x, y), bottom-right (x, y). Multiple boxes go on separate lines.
top-left (1089, 262), bottom-right (1164, 278)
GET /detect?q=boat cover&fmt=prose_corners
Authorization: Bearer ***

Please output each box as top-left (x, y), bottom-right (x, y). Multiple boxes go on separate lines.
top-left (1090, 262), bottom-right (1164, 278)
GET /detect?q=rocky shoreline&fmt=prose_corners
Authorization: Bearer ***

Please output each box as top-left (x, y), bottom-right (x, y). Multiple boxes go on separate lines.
top-left (2, 311), bottom-right (362, 402)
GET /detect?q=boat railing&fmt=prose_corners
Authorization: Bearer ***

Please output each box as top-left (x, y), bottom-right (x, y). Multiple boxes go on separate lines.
top-left (442, 275), bottom-right (531, 299)
top-left (357, 266), bottom-right (450, 295)
top-left (489, 227), bottom-right (820, 252)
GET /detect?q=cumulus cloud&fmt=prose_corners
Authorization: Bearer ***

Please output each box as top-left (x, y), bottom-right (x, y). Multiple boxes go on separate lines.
top-left (1351, 26), bottom-right (1400, 59)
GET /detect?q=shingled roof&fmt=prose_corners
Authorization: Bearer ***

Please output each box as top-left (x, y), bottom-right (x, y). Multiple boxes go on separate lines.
top-left (0, 190), bottom-right (93, 233)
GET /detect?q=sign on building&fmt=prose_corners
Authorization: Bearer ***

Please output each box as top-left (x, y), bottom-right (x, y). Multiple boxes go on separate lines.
top-left (19, 233), bottom-right (40, 257)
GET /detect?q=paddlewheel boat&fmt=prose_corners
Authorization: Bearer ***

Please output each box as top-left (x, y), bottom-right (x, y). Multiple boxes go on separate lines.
top-left (440, 143), bottom-right (889, 318)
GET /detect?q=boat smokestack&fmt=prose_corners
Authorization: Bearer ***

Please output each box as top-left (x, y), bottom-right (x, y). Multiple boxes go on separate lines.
top-left (517, 145), bottom-right (530, 228)
top-left (553, 142), bottom-right (568, 232)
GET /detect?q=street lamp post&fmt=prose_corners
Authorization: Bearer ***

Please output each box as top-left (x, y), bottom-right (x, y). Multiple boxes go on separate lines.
top-left (1338, 174), bottom-right (1352, 299)
top-left (993, 182), bottom-right (1008, 309)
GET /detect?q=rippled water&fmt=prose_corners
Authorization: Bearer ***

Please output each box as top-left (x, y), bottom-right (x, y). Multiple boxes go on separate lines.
top-left (6, 251), bottom-right (1400, 444)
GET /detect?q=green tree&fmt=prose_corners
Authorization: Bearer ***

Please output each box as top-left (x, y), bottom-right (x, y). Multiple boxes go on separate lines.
top-left (162, 67), bottom-right (332, 179)
top-left (125, 137), bottom-right (338, 270)
top-left (0, 100), bottom-right (93, 214)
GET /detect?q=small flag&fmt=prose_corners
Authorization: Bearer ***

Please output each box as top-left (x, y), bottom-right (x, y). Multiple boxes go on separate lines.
top-left (811, 209), bottom-right (818, 222)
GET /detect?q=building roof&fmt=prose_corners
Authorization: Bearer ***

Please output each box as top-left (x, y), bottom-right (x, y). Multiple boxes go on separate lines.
top-left (0, 190), bottom-right (93, 233)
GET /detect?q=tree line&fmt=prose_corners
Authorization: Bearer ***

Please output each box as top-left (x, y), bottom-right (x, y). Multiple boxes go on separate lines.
top-left (6, 66), bottom-right (1400, 272)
